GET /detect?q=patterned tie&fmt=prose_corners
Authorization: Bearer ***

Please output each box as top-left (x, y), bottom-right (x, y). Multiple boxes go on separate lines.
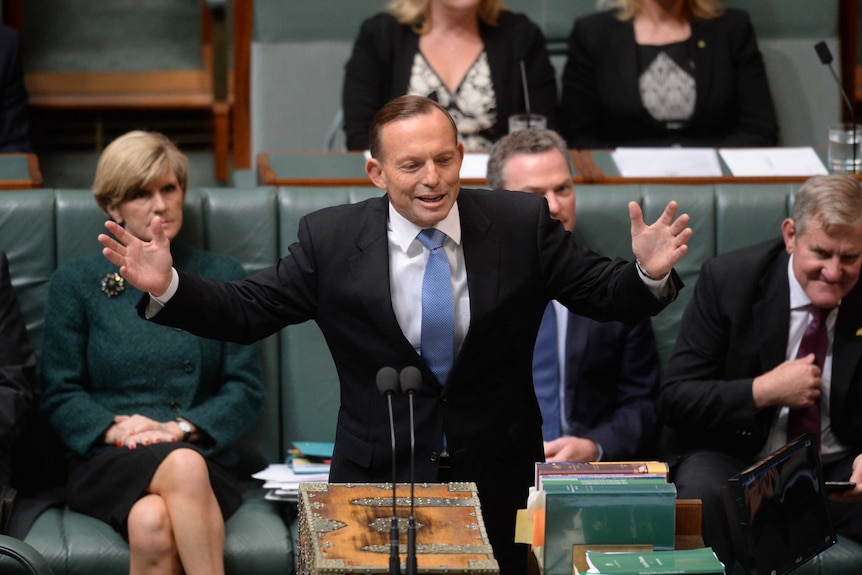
top-left (417, 229), bottom-right (455, 386)
top-left (787, 305), bottom-right (830, 447)
top-left (533, 302), bottom-right (561, 441)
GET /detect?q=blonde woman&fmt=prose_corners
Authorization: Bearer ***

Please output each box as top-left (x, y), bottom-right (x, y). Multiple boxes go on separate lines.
top-left (343, 0), bottom-right (558, 151)
top-left (41, 131), bottom-right (264, 575)
top-left (561, 0), bottom-right (778, 149)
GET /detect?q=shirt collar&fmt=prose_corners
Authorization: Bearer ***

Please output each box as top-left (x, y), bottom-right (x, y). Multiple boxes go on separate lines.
top-left (388, 201), bottom-right (462, 253)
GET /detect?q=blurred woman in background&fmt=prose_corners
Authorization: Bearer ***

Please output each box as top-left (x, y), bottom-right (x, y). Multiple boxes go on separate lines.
top-left (560, 0), bottom-right (778, 149)
top-left (343, 0), bottom-right (558, 151)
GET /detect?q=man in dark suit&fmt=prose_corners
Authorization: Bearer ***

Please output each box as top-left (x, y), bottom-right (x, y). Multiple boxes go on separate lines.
top-left (659, 174), bottom-right (862, 570)
top-left (99, 95), bottom-right (692, 575)
top-left (487, 128), bottom-right (660, 462)
top-left (0, 24), bottom-right (32, 153)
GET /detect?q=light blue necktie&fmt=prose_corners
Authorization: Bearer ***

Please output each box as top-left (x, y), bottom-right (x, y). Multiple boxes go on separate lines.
top-left (533, 302), bottom-right (561, 441)
top-left (417, 229), bottom-right (455, 386)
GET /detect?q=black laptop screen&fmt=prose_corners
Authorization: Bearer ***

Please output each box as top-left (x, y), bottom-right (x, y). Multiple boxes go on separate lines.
top-left (724, 434), bottom-right (836, 575)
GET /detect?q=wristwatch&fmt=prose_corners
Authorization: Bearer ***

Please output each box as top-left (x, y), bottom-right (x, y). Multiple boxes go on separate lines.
top-left (176, 418), bottom-right (192, 442)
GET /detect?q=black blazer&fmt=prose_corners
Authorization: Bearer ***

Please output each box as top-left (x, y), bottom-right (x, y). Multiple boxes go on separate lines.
top-left (143, 189), bottom-right (680, 568)
top-left (658, 239), bottom-right (862, 459)
top-left (560, 9), bottom-right (778, 149)
top-left (342, 11), bottom-right (559, 150)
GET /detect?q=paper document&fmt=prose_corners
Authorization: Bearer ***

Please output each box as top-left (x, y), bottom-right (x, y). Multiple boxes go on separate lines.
top-left (611, 148), bottom-right (723, 177)
top-left (718, 147), bottom-right (828, 176)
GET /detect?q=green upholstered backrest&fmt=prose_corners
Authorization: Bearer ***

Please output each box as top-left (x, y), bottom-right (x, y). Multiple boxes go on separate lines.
top-left (0, 184), bottom-right (799, 467)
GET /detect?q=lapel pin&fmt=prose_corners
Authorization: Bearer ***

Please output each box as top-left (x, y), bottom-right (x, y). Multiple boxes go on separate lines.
top-left (697, 40), bottom-right (706, 49)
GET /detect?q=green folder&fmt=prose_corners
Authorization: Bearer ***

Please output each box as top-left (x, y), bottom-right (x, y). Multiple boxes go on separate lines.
top-left (542, 478), bottom-right (677, 575)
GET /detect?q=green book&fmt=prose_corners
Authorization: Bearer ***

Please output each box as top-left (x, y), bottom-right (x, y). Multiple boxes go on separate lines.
top-left (584, 548), bottom-right (724, 575)
top-left (542, 478), bottom-right (677, 575)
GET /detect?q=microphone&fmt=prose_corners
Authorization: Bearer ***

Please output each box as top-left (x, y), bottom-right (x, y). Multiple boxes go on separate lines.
top-left (376, 366), bottom-right (402, 575)
top-left (519, 59), bottom-right (532, 128)
top-left (815, 41), bottom-right (857, 173)
top-left (399, 366), bottom-right (423, 575)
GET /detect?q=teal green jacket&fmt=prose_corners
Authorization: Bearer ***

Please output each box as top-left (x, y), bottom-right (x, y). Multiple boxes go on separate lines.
top-left (41, 245), bottom-right (264, 462)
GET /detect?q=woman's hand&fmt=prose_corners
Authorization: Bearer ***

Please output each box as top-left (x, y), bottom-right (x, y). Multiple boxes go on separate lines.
top-left (105, 414), bottom-right (181, 449)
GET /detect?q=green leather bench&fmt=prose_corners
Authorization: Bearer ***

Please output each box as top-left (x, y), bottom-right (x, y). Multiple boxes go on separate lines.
top-left (0, 184), bottom-right (860, 573)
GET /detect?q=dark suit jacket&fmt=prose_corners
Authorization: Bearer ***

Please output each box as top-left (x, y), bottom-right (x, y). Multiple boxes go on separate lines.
top-left (0, 252), bottom-right (37, 487)
top-left (0, 24), bottom-right (31, 153)
top-left (142, 189), bottom-right (679, 567)
top-left (559, 9), bottom-right (778, 149)
top-left (342, 11), bottom-right (559, 150)
top-left (658, 238), bottom-right (862, 459)
top-left (563, 314), bottom-right (660, 461)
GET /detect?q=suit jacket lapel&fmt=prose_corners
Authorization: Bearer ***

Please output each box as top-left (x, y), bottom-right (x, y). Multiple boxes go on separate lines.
top-left (689, 19), bottom-right (717, 124)
top-left (348, 196), bottom-right (418, 360)
top-left (453, 191), bottom-right (499, 378)
top-left (831, 283), bottom-right (862, 423)
top-left (753, 252), bottom-right (791, 373)
top-left (609, 20), bottom-right (642, 120)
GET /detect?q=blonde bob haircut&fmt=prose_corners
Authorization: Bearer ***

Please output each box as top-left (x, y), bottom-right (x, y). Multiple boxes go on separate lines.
top-left (93, 131), bottom-right (189, 214)
top-left (388, 0), bottom-right (506, 33)
top-left (598, 0), bottom-right (723, 21)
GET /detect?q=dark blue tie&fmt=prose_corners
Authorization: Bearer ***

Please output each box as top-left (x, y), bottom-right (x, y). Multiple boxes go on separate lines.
top-left (533, 302), bottom-right (561, 441)
top-left (417, 229), bottom-right (455, 386)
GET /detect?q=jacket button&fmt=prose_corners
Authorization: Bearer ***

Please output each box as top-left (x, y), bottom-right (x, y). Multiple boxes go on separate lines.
top-left (183, 360), bottom-right (195, 373)
top-left (170, 402), bottom-right (181, 412)
top-left (430, 451), bottom-right (439, 462)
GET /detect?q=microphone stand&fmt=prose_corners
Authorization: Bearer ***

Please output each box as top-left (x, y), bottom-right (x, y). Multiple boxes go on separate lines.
top-left (519, 59), bottom-right (532, 128)
top-left (815, 41), bottom-right (857, 174)
top-left (386, 391), bottom-right (401, 575)
top-left (377, 367), bottom-right (402, 575)
top-left (406, 387), bottom-right (418, 575)
top-left (399, 366), bottom-right (423, 575)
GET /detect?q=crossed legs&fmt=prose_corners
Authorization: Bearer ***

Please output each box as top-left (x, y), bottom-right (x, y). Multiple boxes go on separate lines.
top-left (127, 448), bottom-right (226, 575)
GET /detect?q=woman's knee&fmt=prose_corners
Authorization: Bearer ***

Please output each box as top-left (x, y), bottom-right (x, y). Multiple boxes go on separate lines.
top-left (154, 448), bottom-right (210, 488)
top-left (128, 495), bottom-right (175, 555)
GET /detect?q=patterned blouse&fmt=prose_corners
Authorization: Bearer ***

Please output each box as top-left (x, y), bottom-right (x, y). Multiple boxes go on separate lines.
top-left (638, 41), bottom-right (696, 133)
top-left (407, 51), bottom-right (497, 151)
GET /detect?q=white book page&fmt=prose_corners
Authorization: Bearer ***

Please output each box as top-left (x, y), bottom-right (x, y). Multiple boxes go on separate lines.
top-left (718, 147), bottom-right (828, 176)
top-left (610, 148), bottom-right (723, 177)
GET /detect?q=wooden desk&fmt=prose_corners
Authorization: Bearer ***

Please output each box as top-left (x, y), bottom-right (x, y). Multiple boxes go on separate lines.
top-left (0, 154), bottom-right (42, 190)
top-left (257, 151), bottom-right (593, 188)
top-left (575, 149), bottom-right (833, 185)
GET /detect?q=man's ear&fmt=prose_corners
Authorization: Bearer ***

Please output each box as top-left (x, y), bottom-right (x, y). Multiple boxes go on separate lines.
top-left (366, 158), bottom-right (387, 191)
top-left (781, 218), bottom-right (796, 254)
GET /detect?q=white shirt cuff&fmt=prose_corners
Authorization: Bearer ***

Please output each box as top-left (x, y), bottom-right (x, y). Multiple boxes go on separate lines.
top-left (145, 268), bottom-right (179, 318)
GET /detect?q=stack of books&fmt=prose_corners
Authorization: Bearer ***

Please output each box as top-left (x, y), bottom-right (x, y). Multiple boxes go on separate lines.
top-left (529, 461), bottom-right (677, 575)
top-left (579, 548), bottom-right (724, 575)
top-left (252, 441), bottom-right (333, 502)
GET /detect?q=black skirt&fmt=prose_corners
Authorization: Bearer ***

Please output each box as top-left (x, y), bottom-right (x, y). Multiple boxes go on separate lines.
top-left (66, 442), bottom-right (242, 540)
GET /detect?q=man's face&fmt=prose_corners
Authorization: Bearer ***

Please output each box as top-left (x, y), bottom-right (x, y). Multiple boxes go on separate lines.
top-left (782, 215), bottom-right (862, 309)
top-left (501, 149), bottom-right (576, 232)
top-left (366, 109), bottom-right (464, 229)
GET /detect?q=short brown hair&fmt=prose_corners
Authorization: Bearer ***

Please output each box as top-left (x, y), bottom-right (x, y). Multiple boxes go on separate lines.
top-left (486, 128), bottom-right (572, 190)
top-left (368, 95), bottom-right (458, 160)
top-left (93, 131), bottom-right (188, 214)
top-left (792, 174), bottom-right (862, 236)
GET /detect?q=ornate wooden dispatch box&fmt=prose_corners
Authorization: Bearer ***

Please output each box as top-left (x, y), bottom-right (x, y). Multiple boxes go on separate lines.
top-left (298, 482), bottom-right (499, 575)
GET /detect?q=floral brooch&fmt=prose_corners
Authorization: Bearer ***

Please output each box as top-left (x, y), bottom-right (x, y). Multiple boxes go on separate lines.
top-left (100, 272), bottom-right (125, 298)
